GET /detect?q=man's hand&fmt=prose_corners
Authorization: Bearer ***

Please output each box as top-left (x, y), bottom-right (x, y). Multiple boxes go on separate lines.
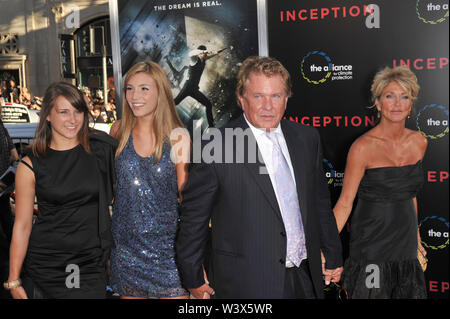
top-left (189, 283), bottom-right (215, 299)
top-left (321, 251), bottom-right (343, 285)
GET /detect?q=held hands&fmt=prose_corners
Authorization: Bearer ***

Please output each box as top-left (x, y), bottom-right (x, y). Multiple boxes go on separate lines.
top-left (321, 251), bottom-right (343, 285)
top-left (188, 268), bottom-right (215, 299)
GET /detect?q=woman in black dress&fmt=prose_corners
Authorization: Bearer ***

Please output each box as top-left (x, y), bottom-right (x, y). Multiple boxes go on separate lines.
top-left (5, 82), bottom-right (116, 298)
top-left (333, 66), bottom-right (428, 299)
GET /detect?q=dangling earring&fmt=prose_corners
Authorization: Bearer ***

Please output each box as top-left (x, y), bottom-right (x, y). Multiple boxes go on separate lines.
top-left (377, 110), bottom-right (380, 118)
top-left (408, 109), bottom-right (411, 119)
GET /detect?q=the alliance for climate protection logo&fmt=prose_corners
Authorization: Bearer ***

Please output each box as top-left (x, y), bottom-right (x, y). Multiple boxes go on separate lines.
top-left (419, 216), bottom-right (449, 251)
top-left (323, 158), bottom-right (344, 187)
top-left (416, 104), bottom-right (449, 139)
top-left (416, 0), bottom-right (449, 24)
top-left (301, 51), bottom-right (353, 85)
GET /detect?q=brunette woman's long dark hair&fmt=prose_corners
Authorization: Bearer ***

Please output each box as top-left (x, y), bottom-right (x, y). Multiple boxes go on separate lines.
top-left (32, 82), bottom-right (90, 156)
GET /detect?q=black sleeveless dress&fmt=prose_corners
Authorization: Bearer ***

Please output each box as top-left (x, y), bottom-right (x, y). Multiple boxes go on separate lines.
top-left (23, 132), bottom-right (117, 298)
top-left (342, 161), bottom-right (427, 299)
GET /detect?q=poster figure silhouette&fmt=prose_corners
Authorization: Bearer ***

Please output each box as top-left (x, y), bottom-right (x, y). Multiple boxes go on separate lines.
top-left (169, 45), bottom-right (232, 127)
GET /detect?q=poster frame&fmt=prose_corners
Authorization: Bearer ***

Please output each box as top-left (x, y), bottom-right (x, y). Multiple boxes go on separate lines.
top-left (108, 0), bottom-right (268, 119)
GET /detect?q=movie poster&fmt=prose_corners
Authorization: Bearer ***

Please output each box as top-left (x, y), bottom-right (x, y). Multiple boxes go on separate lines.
top-left (117, 0), bottom-right (259, 132)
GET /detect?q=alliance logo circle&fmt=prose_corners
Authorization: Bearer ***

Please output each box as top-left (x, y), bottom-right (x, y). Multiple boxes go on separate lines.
top-left (301, 51), bottom-right (333, 85)
top-left (416, 104), bottom-right (449, 139)
top-left (419, 216), bottom-right (449, 250)
top-left (416, 0), bottom-right (449, 24)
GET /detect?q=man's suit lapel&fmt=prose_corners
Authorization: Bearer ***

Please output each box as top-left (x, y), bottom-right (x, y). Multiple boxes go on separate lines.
top-left (244, 157), bottom-right (285, 225)
top-left (281, 121), bottom-right (309, 228)
top-left (233, 116), bottom-right (284, 225)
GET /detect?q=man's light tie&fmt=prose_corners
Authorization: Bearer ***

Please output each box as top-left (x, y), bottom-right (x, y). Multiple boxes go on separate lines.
top-left (266, 131), bottom-right (306, 267)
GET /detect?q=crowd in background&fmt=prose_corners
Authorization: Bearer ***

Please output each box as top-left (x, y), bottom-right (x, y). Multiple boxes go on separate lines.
top-left (0, 79), bottom-right (117, 124)
top-left (0, 80), bottom-right (43, 110)
top-left (81, 86), bottom-right (117, 124)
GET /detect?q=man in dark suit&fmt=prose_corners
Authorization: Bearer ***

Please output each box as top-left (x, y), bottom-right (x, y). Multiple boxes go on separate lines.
top-left (176, 56), bottom-right (343, 299)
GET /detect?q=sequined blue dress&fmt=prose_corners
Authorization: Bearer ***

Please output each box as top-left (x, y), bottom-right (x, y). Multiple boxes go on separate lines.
top-left (110, 136), bottom-right (188, 297)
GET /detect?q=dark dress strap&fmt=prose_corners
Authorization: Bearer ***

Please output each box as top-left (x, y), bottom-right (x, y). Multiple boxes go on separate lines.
top-left (20, 159), bottom-right (34, 173)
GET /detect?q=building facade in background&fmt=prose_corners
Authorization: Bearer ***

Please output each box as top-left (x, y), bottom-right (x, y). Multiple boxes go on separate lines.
top-left (0, 0), bottom-right (113, 99)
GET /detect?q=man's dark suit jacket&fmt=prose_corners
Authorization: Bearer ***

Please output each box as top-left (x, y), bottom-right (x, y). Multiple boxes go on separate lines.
top-left (176, 115), bottom-right (342, 298)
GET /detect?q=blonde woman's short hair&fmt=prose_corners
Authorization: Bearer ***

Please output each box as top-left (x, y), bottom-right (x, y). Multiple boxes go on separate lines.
top-left (371, 65), bottom-right (420, 105)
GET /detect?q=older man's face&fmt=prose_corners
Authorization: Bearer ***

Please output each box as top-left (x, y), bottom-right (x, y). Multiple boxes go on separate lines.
top-left (238, 72), bottom-right (288, 130)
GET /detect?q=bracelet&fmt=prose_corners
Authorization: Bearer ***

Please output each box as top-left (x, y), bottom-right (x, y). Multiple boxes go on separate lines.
top-left (3, 279), bottom-right (22, 290)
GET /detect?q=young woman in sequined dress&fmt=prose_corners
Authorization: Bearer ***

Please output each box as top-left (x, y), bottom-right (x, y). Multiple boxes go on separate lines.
top-left (109, 61), bottom-right (190, 299)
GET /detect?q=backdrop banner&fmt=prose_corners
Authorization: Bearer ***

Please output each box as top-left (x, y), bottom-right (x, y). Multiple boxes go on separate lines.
top-left (111, 0), bottom-right (449, 300)
top-left (267, 0), bottom-right (449, 299)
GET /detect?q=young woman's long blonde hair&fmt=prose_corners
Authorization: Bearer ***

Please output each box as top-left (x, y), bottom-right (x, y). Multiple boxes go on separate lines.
top-left (115, 61), bottom-right (184, 163)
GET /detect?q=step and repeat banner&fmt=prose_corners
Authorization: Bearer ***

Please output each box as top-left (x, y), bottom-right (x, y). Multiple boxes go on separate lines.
top-left (267, 0), bottom-right (449, 299)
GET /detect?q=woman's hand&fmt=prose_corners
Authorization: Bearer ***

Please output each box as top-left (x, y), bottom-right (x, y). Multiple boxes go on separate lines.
top-left (417, 228), bottom-right (427, 257)
top-left (10, 286), bottom-right (28, 299)
top-left (418, 240), bottom-right (427, 257)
